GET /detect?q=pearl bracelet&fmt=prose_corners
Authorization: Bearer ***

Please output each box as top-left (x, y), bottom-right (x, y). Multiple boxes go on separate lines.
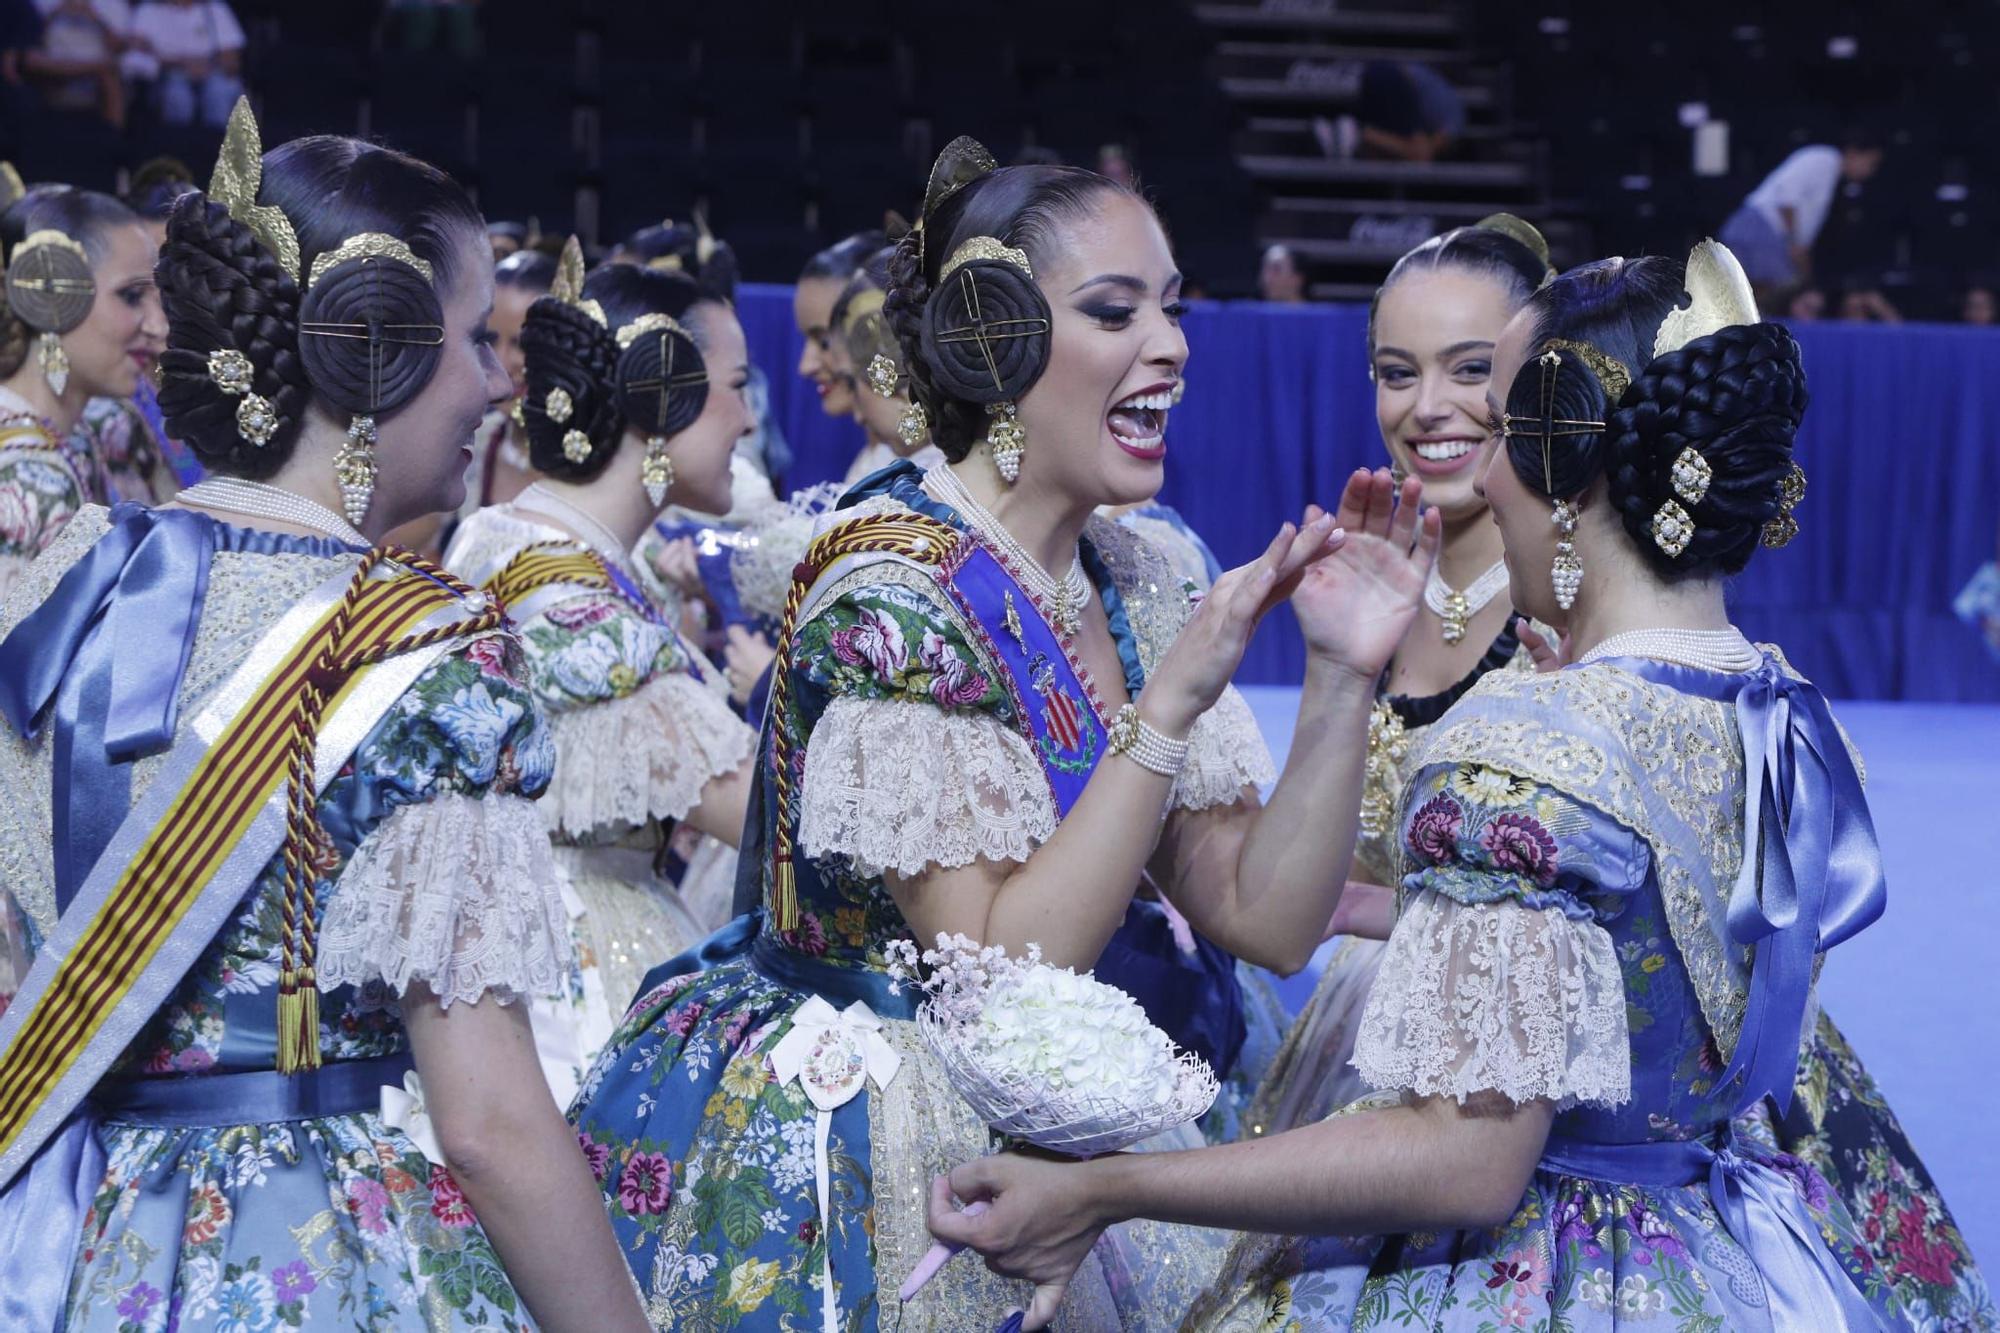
top-left (1108, 703), bottom-right (1189, 778)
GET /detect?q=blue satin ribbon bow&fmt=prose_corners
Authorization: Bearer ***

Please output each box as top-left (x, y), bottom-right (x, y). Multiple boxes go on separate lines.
top-left (0, 503), bottom-right (215, 908)
top-left (1541, 1130), bottom-right (1888, 1330)
top-left (1603, 653), bottom-right (1887, 1116)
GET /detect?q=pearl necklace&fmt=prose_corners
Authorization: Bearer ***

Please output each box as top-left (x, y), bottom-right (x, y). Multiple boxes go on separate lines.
top-left (924, 464), bottom-right (1090, 638)
top-left (516, 482), bottom-right (641, 580)
top-left (0, 384), bottom-right (56, 436)
top-left (178, 477), bottom-right (369, 546)
top-left (1579, 626), bottom-right (1762, 673)
top-left (1423, 557), bottom-right (1510, 645)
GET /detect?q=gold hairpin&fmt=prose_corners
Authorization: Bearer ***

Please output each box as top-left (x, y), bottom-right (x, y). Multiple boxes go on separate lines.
top-left (209, 97), bottom-right (301, 285)
top-left (1541, 338), bottom-right (1631, 403)
top-left (306, 232), bottom-right (435, 290)
top-left (615, 312), bottom-right (690, 348)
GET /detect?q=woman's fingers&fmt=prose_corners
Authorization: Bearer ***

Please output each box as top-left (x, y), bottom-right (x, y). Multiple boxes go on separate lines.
top-left (1387, 474), bottom-right (1425, 551)
top-left (1333, 469), bottom-right (1373, 532)
top-left (1411, 500), bottom-right (1442, 566)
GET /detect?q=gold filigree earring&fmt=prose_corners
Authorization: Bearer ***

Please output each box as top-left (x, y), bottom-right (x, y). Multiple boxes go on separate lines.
top-left (642, 436), bottom-right (674, 508)
top-left (334, 414), bottom-right (377, 526)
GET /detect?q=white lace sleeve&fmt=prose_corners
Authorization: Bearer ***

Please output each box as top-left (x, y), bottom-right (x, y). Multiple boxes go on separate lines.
top-left (540, 668), bottom-right (756, 839)
top-left (1172, 684), bottom-right (1276, 811)
top-left (798, 696), bottom-right (1057, 878)
top-left (319, 791), bottom-right (573, 1009)
top-left (1352, 889), bottom-right (1631, 1108)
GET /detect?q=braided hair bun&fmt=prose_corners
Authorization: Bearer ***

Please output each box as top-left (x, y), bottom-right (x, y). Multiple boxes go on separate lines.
top-left (156, 193), bottom-right (312, 477)
top-left (1604, 321), bottom-right (1805, 579)
top-left (520, 297), bottom-right (621, 481)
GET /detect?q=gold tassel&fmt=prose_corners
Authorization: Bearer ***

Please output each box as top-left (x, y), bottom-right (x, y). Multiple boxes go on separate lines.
top-left (276, 974), bottom-right (322, 1072)
top-left (770, 860), bottom-right (798, 933)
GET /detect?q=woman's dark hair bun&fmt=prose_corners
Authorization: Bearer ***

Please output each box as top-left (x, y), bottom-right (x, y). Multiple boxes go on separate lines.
top-left (520, 296), bottom-right (622, 481)
top-left (613, 320), bottom-right (707, 441)
top-left (918, 254), bottom-right (1052, 406)
top-left (1604, 320), bottom-right (1805, 580)
top-left (295, 252), bottom-right (447, 418)
top-left (155, 193), bottom-right (313, 478)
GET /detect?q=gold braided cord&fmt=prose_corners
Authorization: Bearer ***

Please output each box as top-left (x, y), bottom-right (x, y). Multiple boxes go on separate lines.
top-left (765, 513), bottom-right (958, 930)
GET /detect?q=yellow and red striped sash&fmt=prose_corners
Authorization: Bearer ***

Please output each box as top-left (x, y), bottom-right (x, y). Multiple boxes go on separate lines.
top-left (0, 552), bottom-right (496, 1165)
top-left (481, 541), bottom-right (618, 613)
top-left (766, 512), bottom-right (959, 930)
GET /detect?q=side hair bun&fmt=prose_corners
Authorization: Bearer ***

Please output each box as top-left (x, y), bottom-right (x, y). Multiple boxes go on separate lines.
top-left (613, 317), bottom-right (707, 441)
top-left (295, 245), bottom-right (446, 418)
top-left (917, 245), bottom-right (1052, 406)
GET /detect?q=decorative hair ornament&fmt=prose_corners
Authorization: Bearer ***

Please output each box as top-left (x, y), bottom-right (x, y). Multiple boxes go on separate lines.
top-left (615, 312), bottom-right (709, 505)
top-left (1761, 462), bottom-right (1807, 548)
top-left (544, 386), bottom-right (573, 423)
top-left (986, 402), bottom-right (1026, 484)
top-left (306, 232), bottom-right (435, 290)
top-left (1541, 338), bottom-right (1630, 404)
top-left (1669, 445), bottom-right (1712, 505)
top-left (865, 353), bottom-right (901, 398)
top-left (207, 348), bottom-right (254, 396)
top-left (1650, 500), bottom-right (1694, 558)
top-left (1500, 346), bottom-right (1608, 495)
top-left (1551, 499), bottom-right (1583, 610)
top-left (614, 311), bottom-right (688, 349)
top-left (0, 161), bottom-right (23, 211)
top-left (915, 136), bottom-right (1000, 269)
top-left (940, 236), bottom-right (1034, 283)
top-left (1650, 444), bottom-right (1713, 558)
top-left (561, 429), bottom-right (593, 464)
top-left (1653, 238), bottom-right (1759, 359)
top-left (897, 399), bottom-right (930, 451)
top-left (6, 231), bottom-right (97, 387)
top-left (549, 234), bottom-right (608, 328)
top-left (233, 394), bottom-right (277, 447)
top-left (334, 414), bottom-right (376, 524)
top-left (1473, 211), bottom-right (1554, 276)
top-left (209, 96), bottom-right (302, 285)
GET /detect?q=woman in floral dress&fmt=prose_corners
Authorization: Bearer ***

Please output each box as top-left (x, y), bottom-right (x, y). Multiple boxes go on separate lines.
top-left (0, 114), bottom-right (644, 1332)
top-left (572, 140), bottom-right (1439, 1329)
top-left (932, 244), bottom-right (1983, 1332)
top-left (0, 187), bottom-right (166, 597)
top-left (446, 255), bottom-right (759, 1089)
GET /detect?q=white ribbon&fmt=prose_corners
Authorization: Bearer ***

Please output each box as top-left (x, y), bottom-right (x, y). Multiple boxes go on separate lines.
top-left (379, 1070), bottom-right (444, 1166)
top-left (767, 997), bottom-right (902, 1333)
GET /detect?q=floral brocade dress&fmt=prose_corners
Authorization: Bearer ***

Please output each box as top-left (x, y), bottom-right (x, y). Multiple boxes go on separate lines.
top-left (1192, 646), bottom-right (1968, 1332)
top-left (0, 394), bottom-right (105, 601)
top-left (447, 505), bottom-right (756, 1097)
top-left (573, 466), bottom-right (1273, 1329)
top-left (0, 506), bottom-right (573, 1330)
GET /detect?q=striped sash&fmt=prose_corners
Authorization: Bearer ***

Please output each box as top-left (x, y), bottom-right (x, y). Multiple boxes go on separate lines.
top-left (0, 552), bottom-right (500, 1189)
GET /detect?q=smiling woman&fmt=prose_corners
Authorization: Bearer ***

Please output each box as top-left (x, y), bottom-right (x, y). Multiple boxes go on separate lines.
top-left (570, 135), bottom-right (1440, 1330)
top-left (0, 187), bottom-right (164, 596)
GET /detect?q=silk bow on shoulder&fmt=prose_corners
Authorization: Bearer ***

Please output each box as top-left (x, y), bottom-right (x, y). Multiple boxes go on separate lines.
top-left (0, 504), bottom-right (216, 909)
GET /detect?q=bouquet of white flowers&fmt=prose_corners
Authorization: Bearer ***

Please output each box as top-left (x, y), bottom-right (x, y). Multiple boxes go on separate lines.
top-left (887, 933), bottom-right (1218, 1300)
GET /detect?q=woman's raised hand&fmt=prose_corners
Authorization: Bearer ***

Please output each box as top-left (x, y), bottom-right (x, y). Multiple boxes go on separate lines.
top-left (1141, 509), bottom-right (1345, 734)
top-left (1290, 469), bottom-right (1439, 681)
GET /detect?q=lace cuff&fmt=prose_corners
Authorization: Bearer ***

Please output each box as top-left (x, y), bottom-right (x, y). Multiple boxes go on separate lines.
top-left (320, 791), bottom-right (573, 1009)
top-left (1353, 888), bottom-right (1630, 1108)
top-left (1172, 684), bottom-right (1276, 811)
top-left (799, 695), bottom-right (1057, 877)
top-left (541, 669), bottom-right (755, 838)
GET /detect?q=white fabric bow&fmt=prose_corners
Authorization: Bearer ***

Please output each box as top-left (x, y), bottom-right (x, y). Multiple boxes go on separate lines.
top-left (767, 997), bottom-right (902, 1332)
top-left (380, 1070), bottom-right (443, 1166)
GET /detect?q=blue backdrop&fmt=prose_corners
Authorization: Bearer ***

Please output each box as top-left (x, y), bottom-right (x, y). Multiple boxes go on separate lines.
top-left (737, 283), bottom-right (2000, 701)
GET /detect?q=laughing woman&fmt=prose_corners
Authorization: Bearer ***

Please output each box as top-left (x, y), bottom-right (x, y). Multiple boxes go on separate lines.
top-left (0, 188), bottom-right (166, 597)
top-left (571, 138), bottom-right (1437, 1329)
top-left (445, 252), bottom-right (760, 1089)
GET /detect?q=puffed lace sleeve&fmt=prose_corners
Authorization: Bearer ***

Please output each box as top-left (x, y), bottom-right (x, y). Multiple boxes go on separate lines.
top-left (318, 630), bottom-right (572, 1008)
top-left (518, 592), bottom-right (756, 838)
top-left (1352, 760), bottom-right (1649, 1108)
top-left (794, 575), bottom-right (1057, 877)
top-left (0, 446), bottom-right (85, 602)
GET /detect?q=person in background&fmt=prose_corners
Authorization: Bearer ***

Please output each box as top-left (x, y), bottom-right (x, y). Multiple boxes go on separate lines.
top-left (1785, 283), bottom-right (1827, 322)
top-left (123, 0), bottom-right (241, 128)
top-left (22, 0), bottom-right (130, 128)
top-left (1960, 282), bottom-right (1994, 326)
top-left (1258, 242), bottom-right (1307, 303)
top-left (1097, 141), bottom-right (1137, 189)
top-left (1837, 280), bottom-right (1902, 324)
top-left (487, 218), bottom-right (526, 261)
top-left (1718, 129), bottom-right (1885, 293)
top-left (794, 227), bottom-right (884, 484)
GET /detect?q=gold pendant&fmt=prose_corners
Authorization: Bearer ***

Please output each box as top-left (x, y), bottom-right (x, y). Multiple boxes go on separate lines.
top-left (1440, 591), bottom-right (1469, 645)
top-left (1003, 590), bottom-right (1027, 651)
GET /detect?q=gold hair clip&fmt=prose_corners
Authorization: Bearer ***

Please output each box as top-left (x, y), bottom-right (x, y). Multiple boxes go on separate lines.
top-left (614, 311), bottom-right (689, 349)
top-left (1541, 338), bottom-right (1631, 403)
top-left (1761, 462), bottom-right (1806, 548)
top-left (939, 236), bottom-right (1033, 283)
top-left (1655, 239), bottom-right (1759, 359)
top-left (544, 386), bottom-right (573, 423)
top-left (865, 352), bottom-right (900, 398)
top-left (207, 348), bottom-right (254, 395)
top-left (306, 232), bottom-right (435, 290)
top-left (549, 235), bottom-right (607, 327)
top-left (209, 97), bottom-right (301, 285)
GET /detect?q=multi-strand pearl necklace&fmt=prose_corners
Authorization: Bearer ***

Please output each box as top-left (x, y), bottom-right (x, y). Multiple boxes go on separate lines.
top-left (925, 465), bottom-right (1090, 639)
top-left (1579, 626), bottom-right (1762, 673)
top-left (178, 476), bottom-right (369, 546)
top-left (1422, 558), bottom-right (1510, 644)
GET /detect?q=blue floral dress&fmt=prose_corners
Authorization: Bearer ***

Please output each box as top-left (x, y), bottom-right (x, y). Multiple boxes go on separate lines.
top-left (0, 507), bottom-right (572, 1331)
top-left (447, 505), bottom-right (756, 1098)
top-left (1192, 647), bottom-right (1920, 1332)
top-left (0, 397), bottom-right (103, 601)
top-left (573, 470), bottom-right (1274, 1329)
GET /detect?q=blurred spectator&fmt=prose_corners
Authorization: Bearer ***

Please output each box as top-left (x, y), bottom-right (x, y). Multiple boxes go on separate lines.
top-left (1837, 282), bottom-right (1902, 324)
top-left (1258, 243), bottom-right (1306, 303)
top-left (122, 0), bottom-right (242, 128)
top-left (1784, 286), bottom-right (1827, 322)
top-left (488, 220), bottom-right (527, 262)
top-left (1097, 144), bottom-right (1136, 189)
top-left (122, 154), bottom-right (195, 244)
top-left (1717, 131), bottom-right (1884, 292)
top-left (23, 0), bottom-right (129, 128)
top-left (1315, 60), bottom-right (1464, 163)
top-left (1962, 284), bottom-right (1995, 327)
